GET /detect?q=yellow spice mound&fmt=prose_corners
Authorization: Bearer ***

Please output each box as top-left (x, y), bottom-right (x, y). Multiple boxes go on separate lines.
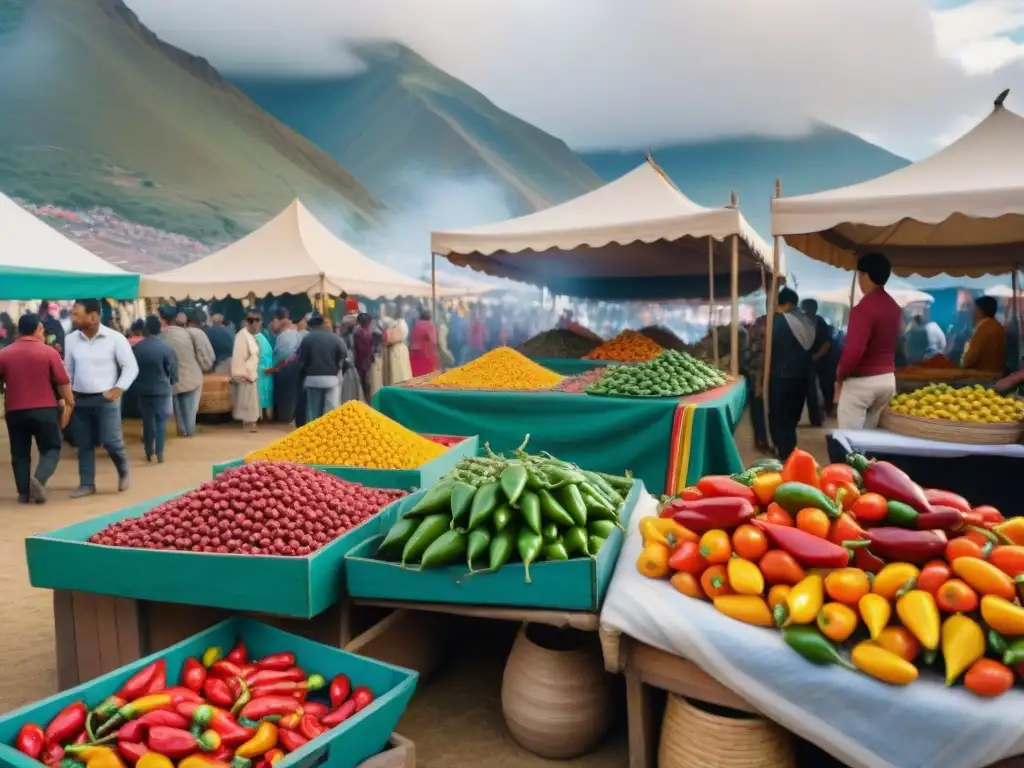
top-left (245, 401), bottom-right (446, 468)
top-left (433, 346), bottom-right (563, 391)
top-left (584, 329), bottom-right (663, 362)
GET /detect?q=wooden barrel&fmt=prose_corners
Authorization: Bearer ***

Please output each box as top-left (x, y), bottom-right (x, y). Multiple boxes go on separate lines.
top-left (199, 375), bottom-right (232, 415)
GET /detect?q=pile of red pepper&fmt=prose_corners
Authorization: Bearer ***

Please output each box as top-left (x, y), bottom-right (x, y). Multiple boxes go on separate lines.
top-left (13, 642), bottom-right (376, 768)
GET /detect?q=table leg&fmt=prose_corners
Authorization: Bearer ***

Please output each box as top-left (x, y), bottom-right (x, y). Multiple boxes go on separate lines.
top-left (625, 669), bottom-right (657, 768)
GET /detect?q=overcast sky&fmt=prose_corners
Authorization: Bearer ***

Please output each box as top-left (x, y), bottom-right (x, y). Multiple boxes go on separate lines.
top-left (125, 0), bottom-right (1024, 158)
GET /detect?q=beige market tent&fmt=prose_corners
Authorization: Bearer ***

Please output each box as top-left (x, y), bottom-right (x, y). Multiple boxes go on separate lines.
top-left (140, 200), bottom-right (441, 301)
top-left (771, 91), bottom-right (1024, 278)
top-left (808, 284), bottom-right (934, 308)
top-left (431, 156), bottom-right (779, 374)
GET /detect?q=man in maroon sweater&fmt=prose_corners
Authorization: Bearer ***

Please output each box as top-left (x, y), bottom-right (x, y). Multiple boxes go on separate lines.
top-left (836, 252), bottom-right (902, 429)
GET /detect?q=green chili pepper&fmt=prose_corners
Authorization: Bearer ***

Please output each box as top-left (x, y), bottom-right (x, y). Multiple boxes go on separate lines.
top-left (488, 524), bottom-right (519, 571)
top-left (730, 470), bottom-right (760, 487)
top-left (420, 529), bottom-right (468, 568)
top-left (558, 484), bottom-right (588, 527)
top-left (467, 528), bottom-right (492, 571)
top-left (525, 467), bottom-right (549, 491)
top-left (773, 482), bottom-right (840, 519)
top-left (781, 626), bottom-right (855, 671)
top-left (401, 514), bottom-right (450, 566)
top-left (517, 529), bottom-right (543, 583)
top-left (1002, 638), bottom-right (1024, 667)
top-left (538, 488), bottom-right (575, 527)
top-left (588, 535), bottom-right (607, 555)
top-left (542, 542), bottom-right (569, 561)
top-left (596, 471), bottom-right (633, 491)
top-left (500, 464), bottom-right (529, 506)
top-left (541, 522), bottom-right (560, 541)
top-left (589, 519), bottom-right (618, 539)
top-left (450, 482), bottom-right (477, 526)
top-left (519, 490), bottom-right (542, 534)
top-left (884, 501), bottom-right (919, 528)
top-left (582, 493), bottom-right (620, 523)
top-left (583, 471), bottom-right (624, 505)
top-left (988, 629), bottom-right (1008, 656)
top-left (376, 517), bottom-right (419, 560)
top-left (493, 505), bottom-right (512, 532)
top-left (563, 526), bottom-right (590, 557)
top-left (468, 482), bottom-right (502, 529)
top-left (406, 479), bottom-right (455, 518)
top-left (752, 458), bottom-right (783, 472)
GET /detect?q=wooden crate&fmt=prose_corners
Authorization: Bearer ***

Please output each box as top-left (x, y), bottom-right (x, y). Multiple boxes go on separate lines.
top-left (357, 734), bottom-right (415, 768)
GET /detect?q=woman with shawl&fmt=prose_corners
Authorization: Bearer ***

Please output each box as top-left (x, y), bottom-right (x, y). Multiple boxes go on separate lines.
top-left (256, 329), bottom-right (275, 420)
top-left (231, 311), bottom-right (262, 432)
top-left (409, 309), bottom-right (441, 377)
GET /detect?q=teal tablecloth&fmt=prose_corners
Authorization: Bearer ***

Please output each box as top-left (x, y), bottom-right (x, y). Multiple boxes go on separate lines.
top-left (374, 381), bottom-right (747, 495)
top-left (529, 358), bottom-right (618, 375)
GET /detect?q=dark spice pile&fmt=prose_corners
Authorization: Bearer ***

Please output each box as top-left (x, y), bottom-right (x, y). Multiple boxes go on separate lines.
top-left (517, 329), bottom-right (601, 358)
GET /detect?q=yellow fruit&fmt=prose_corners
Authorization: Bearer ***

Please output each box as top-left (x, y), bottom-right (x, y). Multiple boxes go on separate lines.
top-left (433, 347), bottom-right (563, 391)
top-left (245, 400), bottom-right (447, 469)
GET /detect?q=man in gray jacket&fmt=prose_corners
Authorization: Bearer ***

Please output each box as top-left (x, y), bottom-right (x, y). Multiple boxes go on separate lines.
top-left (161, 308), bottom-right (214, 436)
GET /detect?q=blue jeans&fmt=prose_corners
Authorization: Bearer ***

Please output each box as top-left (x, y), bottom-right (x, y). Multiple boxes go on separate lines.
top-left (70, 396), bottom-right (128, 487)
top-left (174, 388), bottom-right (200, 436)
top-left (139, 395), bottom-right (170, 459)
top-left (306, 384), bottom-right (340, 423)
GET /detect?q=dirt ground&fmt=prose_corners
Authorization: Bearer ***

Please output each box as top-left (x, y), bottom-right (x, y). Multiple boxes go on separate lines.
top-left (0, 413), bottom-right (830, 766)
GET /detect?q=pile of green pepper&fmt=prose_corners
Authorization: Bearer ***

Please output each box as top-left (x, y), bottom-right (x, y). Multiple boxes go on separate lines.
top-left (376, 438), bottom-right (633, 582)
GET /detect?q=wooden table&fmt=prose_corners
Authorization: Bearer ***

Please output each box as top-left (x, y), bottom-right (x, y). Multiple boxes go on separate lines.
top-left (350, 598), bottom-right (599, 631)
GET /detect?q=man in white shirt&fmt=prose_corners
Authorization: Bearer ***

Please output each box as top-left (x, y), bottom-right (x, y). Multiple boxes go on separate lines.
top-left (65, 299), bottom-right (139, 497)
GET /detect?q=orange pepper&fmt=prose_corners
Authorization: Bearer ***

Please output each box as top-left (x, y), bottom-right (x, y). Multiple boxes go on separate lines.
top-left (698, 530), bottom-right (732, 564)
top-left (636, 542), bottom-right (670, 579)
top-left (781, 448), bottom-right (820, 489)
top-left (952, 557), bottom-right (1016, 600)
top-left (993, 518), bottom-right (1024, 545)
top-left (670, 572), bottom-right (705, 599)
top-left (751, 472), bottom-right (783, 505)
top-left (700, 565), bottom-right (734, 598)
top-left (989, 545), bottom-right (1024, 577)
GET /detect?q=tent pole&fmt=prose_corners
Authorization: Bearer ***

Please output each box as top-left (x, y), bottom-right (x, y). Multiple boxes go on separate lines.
top-left (318, 274), bottom-right (327, 316)
top-left (849, 270), bottom-right (857, 309)
top-left (431, 253), bottom-right (439, 363)
top-left (763, 179), bottom-right (782, 453)
top-left (730, 232), bottom-right (740, 378)
top-left (1013, 265), bottom-right (1021, 369)
top-left (708, 236), bottom-right (718, 368)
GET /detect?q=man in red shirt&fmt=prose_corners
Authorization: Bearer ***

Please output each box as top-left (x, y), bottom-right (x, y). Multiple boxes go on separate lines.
top-left (836, 253), bottom-right (902, 429)
top-left (0, 313), bottom-right (75, 503)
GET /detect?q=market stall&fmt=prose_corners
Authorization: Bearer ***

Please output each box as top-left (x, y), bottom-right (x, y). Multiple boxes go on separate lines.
top-left (0, 192), bottom-right (139, 299)
top-left (431, 155), bottom-right (779, 377)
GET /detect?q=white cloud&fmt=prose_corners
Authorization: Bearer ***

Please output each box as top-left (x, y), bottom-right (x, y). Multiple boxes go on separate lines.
top-left (125, 0), bottom-right (1022, 157)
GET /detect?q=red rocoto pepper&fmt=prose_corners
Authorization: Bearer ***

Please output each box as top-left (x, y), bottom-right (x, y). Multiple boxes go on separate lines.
top-left (847, 453), bottom-right (934, 515)
top-left (45, 701), bottom-right (87, 744)
top-left (117, 660), bottom-right (167, 702)
top-left (300, 701), bottom-right (328, 720)
top-left (117, 710), bottom-right (189, 742)
top-left (203, 677), bottom-right (236, 708)
top-left (187, 704), bottom-right (254, 745)
top-left (208, 661), bottom-right (245, 681)
top-left (118, 740), bottom-right (149, 765)
top-left (225, 642), bottom-right (248, 665)
top-left (667, 497), bottom-right (755, 531)
top-left (695, 476), bottom-right (757, 505)
top-left (320, 700), bottom-right (356, 728)
top-left (182, 658), bottom-right (207, 693)
top-left (239, 696), bottom-right (303, 721)
top-left (328, 674), bottom-right (351, 710)
top-left (923, 488), bottom-right (971, 514)
top-left (277, 729), bottom-right (309, 753)
top-left (297, 714), bottom-right (326, 741)
top-left (146, 726), bottom-right (219, 759)
top-left (751, 519), bottom-right (863, 568)
top-left (864, 527), bottom-right (947, 563)
top-left (15, 723), bottom-right (45, 759)
top-left (915, 506), bottom-right (964, 531)
top-left (245, 668), bottom-right (306, 688)
top-left (255, 653), bottom-right (296, 672)
top-left (40, 742), bottom-right (64, 768)
top-left (351, 686), bottom-right (374, 712)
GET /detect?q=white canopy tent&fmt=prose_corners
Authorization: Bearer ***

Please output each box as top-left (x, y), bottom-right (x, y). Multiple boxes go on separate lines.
top-left (807, 284), bottom-right (934, 309)
top-left (140, 200), bottom-right (442, 302)
top-left (431, 156), bottom-right (779, 374)
top-left (1, 192), bottom-right (138, 299)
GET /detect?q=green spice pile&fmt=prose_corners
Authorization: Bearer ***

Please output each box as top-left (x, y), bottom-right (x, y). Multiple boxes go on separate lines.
top-left (517, 329), bottom-right (601, 359)
top-left (585, 349), bottom-right (727, 398)
top-left (375, 439), bottom-right (633, 581)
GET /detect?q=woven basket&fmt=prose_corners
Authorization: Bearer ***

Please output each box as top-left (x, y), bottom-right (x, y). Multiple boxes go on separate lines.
top-left (658, 694), bottom-right (794, 768)
top-left (881, 409), bottom-right (1024, 445)
top-left (199, 375), bottom-right (232, 414)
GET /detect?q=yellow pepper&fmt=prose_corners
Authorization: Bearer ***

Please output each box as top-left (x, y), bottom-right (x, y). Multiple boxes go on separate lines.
top-left (896, 589), bottom-right (940, 651)
top-left (95, 694), bottom-right (173, 737)
top-left (235, 721), bottom-right (278, 759)
top-left (638, 517), bottom-right (696, 549)
top-left (202, 646), bottom-right (223, 667)
top-left (751, 472), bottom-right (783, 505)
top-left (137, 755), bottom-right (174, 768)
top-left (66, 747), bottom-right (125, 768)
top-left (858, 593), bottom-right (891, 640)
top-left (785, 574), bottom-right (824, 626)
top-left (941, 614), bottom-right (985, 686)
top-left (980, 595), bottom-right (1024, 636)
top-left (871, 563), bottom-right (919, 600)
top-left (179, 757), bottom-right (231, 768)
top-left (851, 641), bottom-right (918, 685)
top-left (726, 557), bottom-right (765, 596)
top-left (713, 595), bottom-right (774, 627)
top-left (994, 517), bottom-right (1024, 545)
top-left (636, 542), bottom-right (670, 579)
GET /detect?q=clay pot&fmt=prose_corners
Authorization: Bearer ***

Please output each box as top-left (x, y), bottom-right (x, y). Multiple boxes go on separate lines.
top-left (501, 623), bottom-right (613, 759)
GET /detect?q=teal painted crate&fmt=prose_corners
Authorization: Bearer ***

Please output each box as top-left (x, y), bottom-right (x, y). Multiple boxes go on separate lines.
top-left (0, 618), bottom-right (417, 768)
top-left (212, 435), bottom-right (479, 490)
top-left (344, 481), bottom-right (644, 612)
top-left (25, 489), bottom-right (412, 619)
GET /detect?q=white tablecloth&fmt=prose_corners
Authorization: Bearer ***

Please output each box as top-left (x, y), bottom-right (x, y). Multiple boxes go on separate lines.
top-left (600, 494), bottom-right (1024, 768)
top-left (832, 428), bottom-right (1024, 459)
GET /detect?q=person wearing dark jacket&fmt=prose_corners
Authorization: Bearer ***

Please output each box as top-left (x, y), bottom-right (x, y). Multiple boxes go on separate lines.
top-left (204, 314), bottom-right (235, 374)
top-left (770, 288), bottom-right (816, 460)
top-left (39, 301), bottom-right (66, 358)
top-left (800, 299), bottom-right (835, 426)
top-left (297, 313), bottom-right (346, 422)
top-left (132, 316), bottom-right (178, 463)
